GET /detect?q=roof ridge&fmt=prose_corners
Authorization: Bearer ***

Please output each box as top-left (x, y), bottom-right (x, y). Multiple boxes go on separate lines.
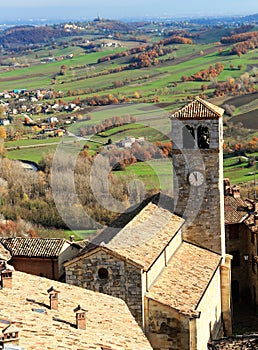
top-left (170, 96), bottom-right (224, 119)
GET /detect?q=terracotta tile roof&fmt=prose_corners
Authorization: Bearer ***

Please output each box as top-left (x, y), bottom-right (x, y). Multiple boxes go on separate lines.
top-left (224, 196), bottom-right (249, 225)
top-left (147, 242), bottom-right (221, 317)
top-left (244, 214), bottom-right (258, 233)
top-left (0, 271), bottom-right (152, 350)
top-left (104, 203), bottom-right (184, 271)
top-left (0, 238), bottom-right (69, 258)
top-left (170, 97), bottom-right (224, 119)
top-left (208, 334), bottom-right (258, 349)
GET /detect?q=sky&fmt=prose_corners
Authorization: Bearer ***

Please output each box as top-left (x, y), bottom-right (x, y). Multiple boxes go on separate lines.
top-left (1, 0), bottom-right (258, 21)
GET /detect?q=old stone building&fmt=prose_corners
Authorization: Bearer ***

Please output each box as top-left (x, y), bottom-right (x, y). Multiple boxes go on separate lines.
top-left (224, 180), bottom-right (258, 306)
top-left (65, 97), bottom-right (232, 350)
top-left (0, 237), bottom-right (81, 281)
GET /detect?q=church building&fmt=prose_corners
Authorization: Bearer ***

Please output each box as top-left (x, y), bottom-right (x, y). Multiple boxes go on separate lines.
top-left (65, 97), bottom-right (232, 350)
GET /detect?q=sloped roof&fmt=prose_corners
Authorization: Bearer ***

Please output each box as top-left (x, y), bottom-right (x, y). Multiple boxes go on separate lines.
top-left (244, 214), bottom-right (258, 233)
top-left (224, 196), bottom-right (249, 225)
top-left (106, 203), bottom-right (184, 270)
top-left (0, 271), bottom-right (152, 350)
top-left (147, 242), bottom-right (221, 318)
top-left (74, 203), bottom-right (184, 271)
top-left (0, 238), bottom-right (70, 258)
top-left (208, 334), bottom-right (258, 349)
top-left (170, 97), bottom-right (224, 119)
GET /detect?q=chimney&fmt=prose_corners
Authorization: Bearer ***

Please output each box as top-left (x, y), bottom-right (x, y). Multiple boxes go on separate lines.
top-left (224, 178), bottom-right (231, 195)
top-left (70, 235), bottom-right (75, 243)
top-left (232, 185), bottom-right (240, 198)
top-left (73, 305), bottom-right (87, 330)
top-left (1, 269), bottom-right (13, 289)
top-left (1, 322), bottom-right (19, 346)
top-left (47, 286), bottom-right (60, 310)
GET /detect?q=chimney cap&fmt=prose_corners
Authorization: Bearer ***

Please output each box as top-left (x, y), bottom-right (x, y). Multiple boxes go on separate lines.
top-left (73, 305), bottom-right (87, 313)
top-left (47, 286), bottom-right (60, 294)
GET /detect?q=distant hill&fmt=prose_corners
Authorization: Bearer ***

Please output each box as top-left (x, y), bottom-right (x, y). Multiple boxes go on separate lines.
top-left (0, 25), bottom-right (82, 48)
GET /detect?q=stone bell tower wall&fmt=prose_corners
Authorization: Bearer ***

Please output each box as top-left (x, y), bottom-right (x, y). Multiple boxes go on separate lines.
top-left (171, 111), bottom-right (225, 256)
top-left (173, 149), bottom-right (225, 256)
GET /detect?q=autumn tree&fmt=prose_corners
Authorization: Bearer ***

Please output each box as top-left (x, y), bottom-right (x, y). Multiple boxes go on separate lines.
top-left (0, 126), bottom-right (6, 140)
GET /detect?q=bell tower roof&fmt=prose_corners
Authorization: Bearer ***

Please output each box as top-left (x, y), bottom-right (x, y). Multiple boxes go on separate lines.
top-left (170, 97), bottom-right (224, 120)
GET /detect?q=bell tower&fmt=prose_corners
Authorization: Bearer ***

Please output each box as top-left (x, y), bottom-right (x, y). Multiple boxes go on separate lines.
top-left (170, 97), bottom-right (225, 256)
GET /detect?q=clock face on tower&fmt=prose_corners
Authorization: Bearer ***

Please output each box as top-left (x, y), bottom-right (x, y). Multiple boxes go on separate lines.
top-left (188, 171), bottom-right (205, 187)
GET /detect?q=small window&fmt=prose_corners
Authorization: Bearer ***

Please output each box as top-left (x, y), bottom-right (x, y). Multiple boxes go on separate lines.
top-left (230, 250), bottom-right (240, 267)
top-left (197, 125), bottom-right (210, 149)
top-left (98, 268), bottom-right (109, 280)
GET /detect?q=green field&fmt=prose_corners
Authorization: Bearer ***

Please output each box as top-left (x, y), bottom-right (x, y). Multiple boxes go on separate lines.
top-left (224, 155), bottom-right (258, 184)
top-left (115, 158), bottom-right (173, 193)
top-left (2, 38), bottom-right (257, 106)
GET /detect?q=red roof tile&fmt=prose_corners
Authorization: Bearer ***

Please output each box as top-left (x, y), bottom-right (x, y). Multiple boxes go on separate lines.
top-left (0, 238), bottom-right (69, 258)
top-left (224, 196), bottom-right (248, 225)
top-left (170, 97), bottom-right (224, 119)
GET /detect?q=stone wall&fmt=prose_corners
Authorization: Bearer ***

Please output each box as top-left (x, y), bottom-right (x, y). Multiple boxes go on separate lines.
top-left (196, 266), bottom-right (224, 348)
top-left (171, 117), bottom-right (225, 256)
top-left (226, 223), bottom-right (257, 305)
top-left (173, 150), bottom-right (225, 255)
top-left (146, 230), bottom-right (182, 291)
top-left (144, 298), bottom-right (190, 350)
top-left (66, 249), bottom-right (143, 325)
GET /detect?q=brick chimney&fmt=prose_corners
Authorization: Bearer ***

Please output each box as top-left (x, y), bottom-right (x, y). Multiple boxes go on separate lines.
top-left (1, 269), bottom-right (13, 289)
top-left (224, 178), bottom-right (231, 195)
top-left (73, 305), bottom-right (87, 330)
top-left (47, 286), bottom-right (60, 310)
top-left (232, 185), bottom-right (240, 198)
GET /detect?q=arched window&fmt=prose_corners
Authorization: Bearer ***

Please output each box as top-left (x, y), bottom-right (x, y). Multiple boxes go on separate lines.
top-left (197, 126), bottom-right (210, 149)
top-left (183, 125), bottom-right (195, 149)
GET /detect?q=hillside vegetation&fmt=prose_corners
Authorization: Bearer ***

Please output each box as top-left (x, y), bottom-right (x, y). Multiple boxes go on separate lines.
top-left (0, 17), bottom-right (257, 236)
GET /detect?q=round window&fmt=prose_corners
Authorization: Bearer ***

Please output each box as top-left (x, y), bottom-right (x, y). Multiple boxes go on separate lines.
top-left (98, 267), bottom-right (109, 279)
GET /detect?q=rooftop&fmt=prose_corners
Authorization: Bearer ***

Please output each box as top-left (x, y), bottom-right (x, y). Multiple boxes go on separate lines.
top-left (0, 271), bottom-right (152, 350)
top-left (170, 97), bottom-right (224, 120)
top-left (147, 242), bottom-right (221, 317)
top-left (0, 238), bottom-right (72, 258)
top-left (208, 334), bottom-right (258, 349)
top-left (82, 203), bottom-right (184, 271)
top-left (224, 195), bottom-right (249, 225)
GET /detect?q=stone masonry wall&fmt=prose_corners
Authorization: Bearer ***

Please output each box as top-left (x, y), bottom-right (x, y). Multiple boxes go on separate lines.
top-left (171, 117), bottom-right (225, 255)
top-left (173, 150), bottom-right (224, 254)
top-left (196, 267), bottom-right (224, 348)
top-left (145, 298), bottom-right (190, 350)
top-left (66, 250), bottom-right (143, 325)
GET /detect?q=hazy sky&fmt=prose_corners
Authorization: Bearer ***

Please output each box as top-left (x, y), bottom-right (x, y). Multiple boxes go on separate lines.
top-left (1, 0), bottom-right (258, 20)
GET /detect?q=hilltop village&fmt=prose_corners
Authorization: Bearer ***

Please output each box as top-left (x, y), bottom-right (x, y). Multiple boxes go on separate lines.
top-left (0, 98), bottom-right (257, 350)
top-left (0, 13), bottom-right (258, 350)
